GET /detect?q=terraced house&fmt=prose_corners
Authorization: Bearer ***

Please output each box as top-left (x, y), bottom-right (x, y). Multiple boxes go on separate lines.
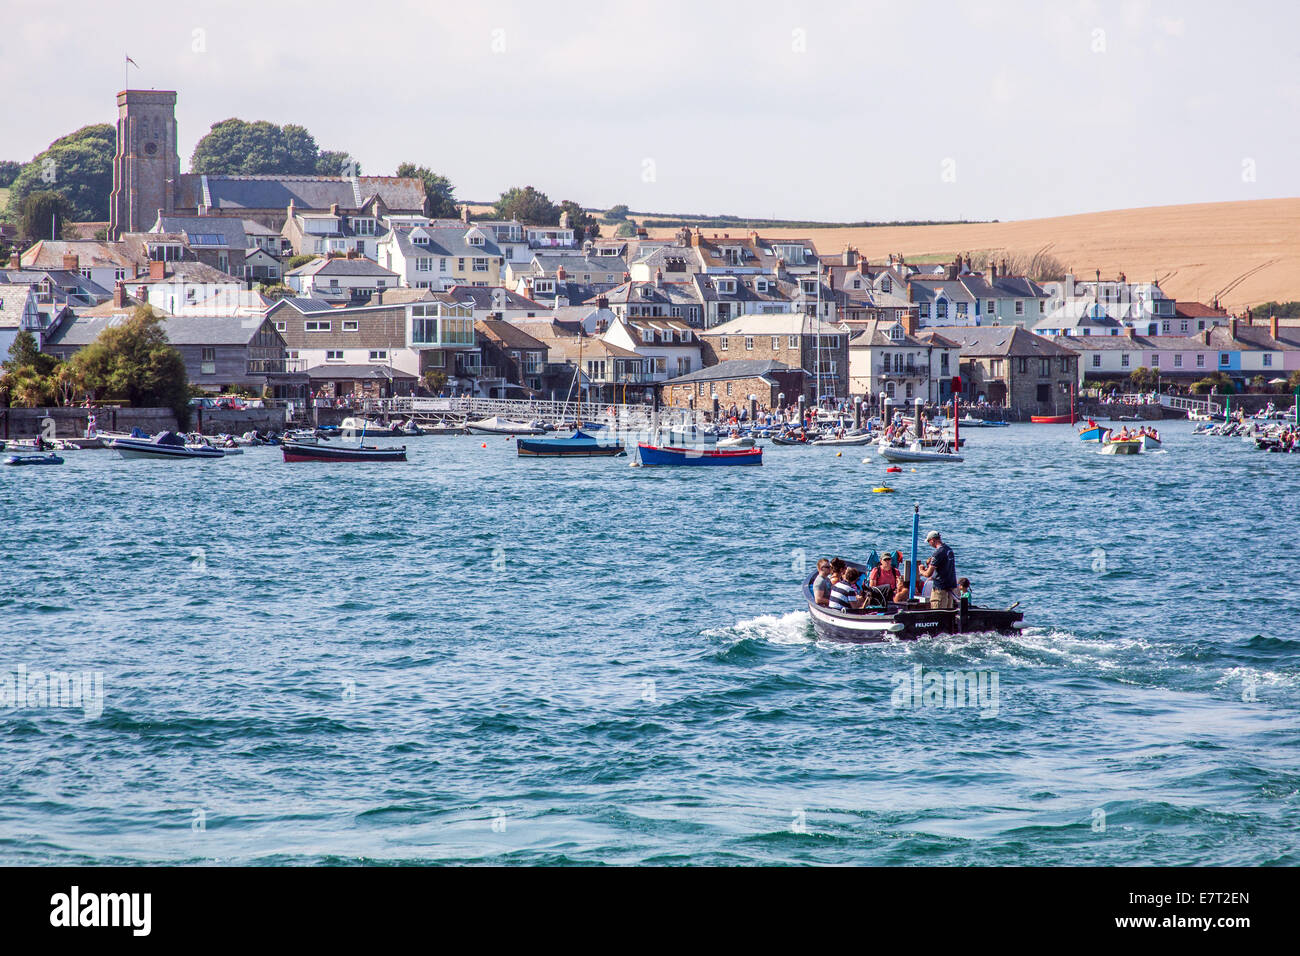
top-left (376, 225), bottom-right (504, 291)
top-left (698, 313), bottom-right (848, 400)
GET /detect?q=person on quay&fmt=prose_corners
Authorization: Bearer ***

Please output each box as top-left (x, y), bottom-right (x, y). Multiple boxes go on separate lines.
top-left (920, 531), bottom-right (958, 610)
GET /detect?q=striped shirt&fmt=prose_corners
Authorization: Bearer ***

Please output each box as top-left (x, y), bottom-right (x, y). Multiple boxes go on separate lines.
top-left (829, 580), bottom-right (861, 610)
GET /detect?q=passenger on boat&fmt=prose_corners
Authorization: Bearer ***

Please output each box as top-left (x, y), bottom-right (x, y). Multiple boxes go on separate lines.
top-left (813, 559), bottom-right (834, 606)
top-left (921, 531), bottom-right (958, 610)
top-left (829, 566), bottom-right (866, 611)
top-left (957, 578), bottom-right (971, 601)
top-left (829, 557), bottom-right (847, 585)
top-left (868, 552), bottom-right (900, 594)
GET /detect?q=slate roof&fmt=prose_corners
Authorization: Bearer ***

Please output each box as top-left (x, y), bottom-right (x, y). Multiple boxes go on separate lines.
top-left (182, 174), bottom-right (426, 213)
top-left (475, 318), bottom-right (547, 350)
top-left (448, 285), bottom-right (547, 312)
top-left (286, 257), bottom-right (399, 279)
top-left (926, 325), bottom-right (1079, 358)
top-left (662, 359), bottom-right (800, 385)
top-left (304, 363), bottom-right (417, 381)
top-left (44, 313), bottom-right (274, 348)
top-left (154, 216), bottom-right (249, 249)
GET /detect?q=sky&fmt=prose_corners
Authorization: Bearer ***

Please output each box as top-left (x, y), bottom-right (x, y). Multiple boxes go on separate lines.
top-left (2, 0), bottom-right (1296, 223)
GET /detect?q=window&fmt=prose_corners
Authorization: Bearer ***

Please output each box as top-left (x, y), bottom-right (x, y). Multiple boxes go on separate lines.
top-left (940, 353), bottom-right (949, 373)
top-left (725, 381), bottom-right (732, 395)
top-left (114, 269), bottom-right (126, 281)
top-left (1092, 354), bottom-right (1101, 368)
top-left (1264, 353), bottom-right (1273, 367)
top-left (1039, 300), bottom-right (1046, 314)
top-left (457, 258), bottom-right (465, 271)
top-left (1151, 354), bottom-right (1160, 367)
top-left (771, 336), bottom-right (780, 349)
top-left (987, 300), bottom-right (995, 315)
top-left (342, 320), bottom-right (359, 332)
top-left (823, 335), bottom-right (839, 349)
top-left (472, 258), bottom-right (489, 272)
top-left (744, 336), bottom-right (754, 350)
top-left (1219, 353), bottom-right (1230, 367)
top-left (326, 350), bottom-right (344, 362)
top-left (1196, 353), bottom-right (1205, 368)
top-left (274, 321), bottom-right (286, 332)
top-left (305, 320), bottom-right (331, 332)
top-left (1174, 354), bottom-right (1183, 368)
top-left (1015, 301), bottom-right (1025, 316)
top-left (881, 277), bottom-right (891, 293)
top-left (1017, 357), bottom-right (1029, 374)
top-left (369, 350), bottom-right (388, 362)
top-left (201, 348), bottom-right (216, 361)
top-left (788, 335), bottom-right (799, 349)
top-left (1040, 358), bottom-right (1051, 376)
top-left (936, 301), bottom-right (948, 319)
top-left (956, 303), bottom-right (968, 316)
top-left (1121, 353), bottom-right (1130, 368)
top-left (991, 359), bottom-right (1003, 376)
top-left (1180, 321), bottom-right (1189, 332)
top-left (719, 336), bottom-right (728, 350)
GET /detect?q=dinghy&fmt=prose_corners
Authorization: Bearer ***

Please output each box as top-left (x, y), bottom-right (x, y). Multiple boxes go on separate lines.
top-left (636, 443), bottom-right (762, 466)
top-left (4, 453), bottom-right (64, 466)
top-left (465, 416), bottom-right (545, 436)
top-left (877, 440), bottom-right (963, 463)
top-left (282, 439), bottom-right (407, 462)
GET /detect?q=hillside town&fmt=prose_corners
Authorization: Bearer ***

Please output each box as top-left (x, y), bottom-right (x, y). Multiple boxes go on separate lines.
top-left (4, 89), bottom-right (1299, 421)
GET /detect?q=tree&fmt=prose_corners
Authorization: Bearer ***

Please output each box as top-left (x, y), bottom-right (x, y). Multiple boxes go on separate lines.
top-left (1128, 367), bottom-right (1159, 391)
top-left (614, 222), bottom-right (638, 238)
top-left (4, 124), bottom-right (115, 222)
top-left (317, 150), bottom-right (359, 177)
top-left (559, 200), bottom-right (600, 242)
top-left (422, 370), bottom-right (448, 394)
top-left (286, 254), bottom-right (319, 270)
top-left (1, 330), bottom-right (63, 407)
top-left (13, 190), bottom-right (77, 242)
top-left (395, 163), bottom-right (458, 218)
top-left (603, 204), bottom-right (629, 222)
top-left (492, 186), bottom-right (558, 225)
top-left (1190, 371), bottom-right (1234, 395)
top-left (256, 281), bottom-right (294, 300)
top-left (0, 160), bottom-right (20, 188)
top-left (190, 119), bottom-right (352, 178)
top-left (71, 305), bottom-right (190, 428)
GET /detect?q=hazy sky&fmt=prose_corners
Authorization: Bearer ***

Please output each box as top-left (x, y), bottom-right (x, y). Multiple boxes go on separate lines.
top-left (2, 0), bottom-right (1295, 222)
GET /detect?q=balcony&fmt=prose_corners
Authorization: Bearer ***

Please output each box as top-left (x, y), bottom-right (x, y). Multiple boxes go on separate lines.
top-left (248, 358), bottom-right (308, 374)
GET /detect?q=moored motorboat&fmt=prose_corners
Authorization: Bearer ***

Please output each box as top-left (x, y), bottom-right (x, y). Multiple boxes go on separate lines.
top-left (957, 415), bottom-right (1008, 428)
top-left (636, 443), bottom-right (762, 466)
top-left (282, 439), bottom-right (407, 462)
top-left (110, 432), bottom-right (225, 460)
top-left (516, 430), bottom-right (625, 457)
top-left (4, 453), bottom-right (64, 466)
top-left (810, 434), bottom-right (873, 447)
top-left (1030, 414), bottom-right (1074, 424)
top-left (465, 416), bottom-right (546, 436)
top-left (716, 434), bottom-right (757, 448)
top-left (877, 440), bottom-right (963, 463)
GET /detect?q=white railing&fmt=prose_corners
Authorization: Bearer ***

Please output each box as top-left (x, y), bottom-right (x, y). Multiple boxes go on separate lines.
top-left (1160, 394), bottom-right (1223, 415)
top-left (362, 396), bottom-right (707, 428)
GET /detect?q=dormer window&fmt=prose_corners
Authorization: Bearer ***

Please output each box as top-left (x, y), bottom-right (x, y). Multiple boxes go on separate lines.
top-left (468, 234), bottom-right (485, 246)
top-left (717, 279), bottom-right (736, 294)
top-left (880, 277), bottom-right (891, 293)
top-left (889, 324), bottom-right (903, 341)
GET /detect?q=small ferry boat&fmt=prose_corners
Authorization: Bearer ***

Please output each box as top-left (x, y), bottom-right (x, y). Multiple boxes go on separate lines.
top-left (803, 561), bottom-right (1024, 642)
top-left (636, 443), bottom-right (762, 466)
top-left (466, 416), bottom-right (546, 436)
top-left (516, 430), bottom-right (625, 457)
top-left (110, 432), bottom-right (225, 460)
top-left (1077, 423), bottom-right (1111, 443)
top-left (282, 439), bottom-right (407, 462)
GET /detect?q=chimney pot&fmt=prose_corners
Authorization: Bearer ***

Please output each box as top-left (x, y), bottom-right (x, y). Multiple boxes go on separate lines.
top-left (62, 253), bottom-right (79, 272)
top-left (596, 295), bottom-right (608, 310)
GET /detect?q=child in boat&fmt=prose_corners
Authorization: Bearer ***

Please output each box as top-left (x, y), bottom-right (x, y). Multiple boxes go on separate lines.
top-left (957, 578), bottom-right (972, 601)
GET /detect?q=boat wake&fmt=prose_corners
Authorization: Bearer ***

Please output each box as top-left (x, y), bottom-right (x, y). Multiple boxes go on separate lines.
top-left (711, 611), bottom-right (815, 646)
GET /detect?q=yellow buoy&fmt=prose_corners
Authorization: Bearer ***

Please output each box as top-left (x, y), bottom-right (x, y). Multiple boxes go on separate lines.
top-left (872, 486), bottom-right (895, 493)
top-left (836, 451), bottom-right (842, 457)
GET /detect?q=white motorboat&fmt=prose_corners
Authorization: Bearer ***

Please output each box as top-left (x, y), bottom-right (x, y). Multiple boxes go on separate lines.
top-left (110, 431), bottom-right (225, 460)
top-left (877, 440), bottom-right (963, 463)
top-left (465, 416), bottom-right (546, 436)
top-left (1099, 439), bottom-right (1142, 455)
top-left (716, 434), bottom-right (757, 448)
top-left (1139, 433), bottom-right (1162, 451)
top-left (810, 434), bottom-right (873, 447)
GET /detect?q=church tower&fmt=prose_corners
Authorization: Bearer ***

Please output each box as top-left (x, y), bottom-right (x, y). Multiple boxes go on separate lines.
top-left (108, 90), bottom-right (179, 239)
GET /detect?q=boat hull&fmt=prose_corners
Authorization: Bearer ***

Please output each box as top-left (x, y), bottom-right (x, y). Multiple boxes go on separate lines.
top-left (637, 443), bottom-right (762, 466)
top-left (4, 454), bottom-right (64, 466)
top-left (878, 444), bottom-right (963, 463)
top-left (1078, 426), bottom-right (1110, 443)
top-left (1030, 414), bottom-right (1074, 424)
top-left (282, 441), bottom-right (407, 462)
top-left (516, 438), bottom-right (624, 457)
top-left (1099, 440), bottom-right (1142, 455)
top-left (811, 436), bottom-right (873, 447)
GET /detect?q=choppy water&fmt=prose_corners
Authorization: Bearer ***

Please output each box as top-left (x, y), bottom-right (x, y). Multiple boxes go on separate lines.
top-left (1, 421), bottom-right (1296, 865)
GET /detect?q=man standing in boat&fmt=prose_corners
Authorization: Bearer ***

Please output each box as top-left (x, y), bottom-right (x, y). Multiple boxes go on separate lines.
top-left (920, 531), bottom-right (958, 610)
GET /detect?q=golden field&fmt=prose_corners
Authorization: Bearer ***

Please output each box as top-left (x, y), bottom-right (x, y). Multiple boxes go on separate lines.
top-left (618, 198), bottom-right (1300, 313)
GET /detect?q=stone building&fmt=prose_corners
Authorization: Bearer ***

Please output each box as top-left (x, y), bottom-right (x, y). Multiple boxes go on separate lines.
top-left (928, 325), bottom-right (1079, 415)
top-left (657, 359), bottom-right (806, 411)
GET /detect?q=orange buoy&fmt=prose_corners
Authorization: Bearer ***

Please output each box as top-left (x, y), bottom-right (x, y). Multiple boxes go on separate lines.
top-left (481, 442), bottom-right (487, 448)
top-left (886, 466), bottom-right (901, 473)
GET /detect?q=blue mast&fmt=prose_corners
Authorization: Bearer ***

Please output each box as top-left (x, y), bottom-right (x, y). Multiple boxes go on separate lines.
top-left (911, 504), bottom-right (920, 600)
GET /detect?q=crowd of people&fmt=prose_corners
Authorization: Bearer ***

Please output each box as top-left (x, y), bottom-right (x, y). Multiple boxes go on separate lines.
top-left (811, 532), bottom-right (967, 613)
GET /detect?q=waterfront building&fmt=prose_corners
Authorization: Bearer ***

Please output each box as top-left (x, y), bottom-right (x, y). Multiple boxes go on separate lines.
top-left (657, 359), bottom-right (806, 411)
top-left (928, 324), bottom-right (1079, 414)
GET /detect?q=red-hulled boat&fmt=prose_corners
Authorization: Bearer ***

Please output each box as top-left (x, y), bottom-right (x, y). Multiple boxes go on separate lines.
top-left (1029, 414), bottom-right (1074, 424)
top-left (636, 443), bottom-right (762, 466)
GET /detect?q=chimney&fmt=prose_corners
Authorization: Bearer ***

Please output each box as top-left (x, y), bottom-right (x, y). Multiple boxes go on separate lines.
top-left (1231, 317), bottom-right (1238, 339)
top-left (946, 260), bottom-right (958, 280)
top-left (329, 203), bottom-right (340, 216)
top-left (374, 288), bottom-right (384, 305)
top-left (113, 281), bottom-right (127, 308)
top-left (902, 310), bottom-right (918, 336)
top-left (149, 259), bottom-right (166, 280)
top-left (654, 268), bottom-right (664, 288)
top-left (906, 282), bottom-right (914, 304)
top-left (62, 253), bottom-right (79, 272)
top-left (1118, 272), bottom-right (1126, 284)
top-left (1065, 273), bottom-right (1075, 298)
top-left (596, 295), bottom-right (609, 310)
top-left (156, 208), bottom-right (164, 226)
top-left (857, 257), bottom-right (868, 276)
top-left (461, 204), bottom-right (470, 224)
top-left (842, 246), bottom-right (856, 267)
top-left (7, 252), bottom-right (19, 270)
top-left (988, 261), bottom-right (997, 281)
top-left (1271, 313), bottom-right (1279, 340)
top-left (556, 264), bottom-right (566, 280)
top-left (690, 229), bottom-right (701, 248)
top-left (136, 284), bottom-right (148, 301)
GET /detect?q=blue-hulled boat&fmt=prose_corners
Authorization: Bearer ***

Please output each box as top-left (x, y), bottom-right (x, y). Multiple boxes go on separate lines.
top-left (636, 443), bottom-right (762, 466)
top-left (4, 453), bottom-right (64, 466)
top-left (1077, 423), bottom-right (1111, 443)
top-left (517, 430), bottom-right (625, 457)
